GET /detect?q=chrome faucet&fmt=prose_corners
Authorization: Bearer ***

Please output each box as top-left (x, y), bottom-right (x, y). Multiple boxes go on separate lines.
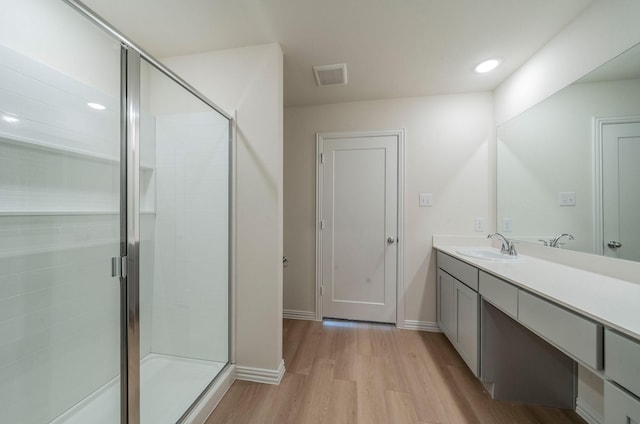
top-left (487, 233), bottom-right (517, 256)
top-left (549, 233), bottom-right (574, 248)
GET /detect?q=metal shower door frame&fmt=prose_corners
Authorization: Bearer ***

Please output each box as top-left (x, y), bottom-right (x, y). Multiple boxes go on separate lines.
top-left (60, 2), bottom-right (236, 424)
top-left (121, 46), bottom-right (141, 424)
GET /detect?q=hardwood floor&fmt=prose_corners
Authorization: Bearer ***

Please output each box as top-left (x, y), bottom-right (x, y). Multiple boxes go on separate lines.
top-left (206, 319), bottom-right (586, 424)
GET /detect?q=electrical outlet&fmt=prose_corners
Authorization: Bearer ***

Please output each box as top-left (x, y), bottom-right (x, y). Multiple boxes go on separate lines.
top-left (503, 218), bottom-right (513, 232)
top-left (559, 191), bottom-right (576, 206)
top-left (474, 217), bottom-right (484, 232)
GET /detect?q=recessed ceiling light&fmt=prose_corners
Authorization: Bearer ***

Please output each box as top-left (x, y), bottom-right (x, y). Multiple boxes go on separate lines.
top-left (474, 59), bottom-right (501, 73)
top-left (87, 102), bottom-right (106, 110)
top-left (2, 115), bottom-right (19, 123)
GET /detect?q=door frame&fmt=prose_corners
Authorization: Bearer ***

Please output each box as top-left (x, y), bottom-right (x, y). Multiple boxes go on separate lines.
top-left (593, 116), bottom-right (640, 255)
top-left (315, 129), bottom-right (405, 326)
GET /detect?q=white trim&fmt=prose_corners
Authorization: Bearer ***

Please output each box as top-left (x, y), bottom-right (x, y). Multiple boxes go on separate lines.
top-left (396, 130), bottom-right (406, 328)
top-left (183, 365), bottom-right (236, 424)
top-left (315, 129), bottom-right (406, 326)
top-left (283, 309), bottom-right (317, 321)
top-left (236, 360), bottom-right (285, 385)
top-left (315, 135), bottom-right (323, 321)
top-left (592, 115), bottom-right (640, 256)
top-left (575, 397), bottom-right (603, 424)
top-left (230, 110), bottom-right (238, 366)
top-left (593, 117), bottom-right (603, 256)
top-left (403, 320), bottom-right (442, 332)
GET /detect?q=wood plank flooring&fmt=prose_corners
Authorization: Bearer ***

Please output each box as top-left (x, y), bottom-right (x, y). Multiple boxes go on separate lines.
top-left (206, 319), bottom-right (586, 424)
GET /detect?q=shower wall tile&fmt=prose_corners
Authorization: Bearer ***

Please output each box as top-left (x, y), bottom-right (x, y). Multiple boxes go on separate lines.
top-left (0, 39), bottom-right (158, 424)
top-left (0, 45), bottom-right (120, 160)
top-left (0, 227), bottom-right (121, 423)
top-left (0, 144), bottom-right (120, 212)
top-left (151, 113), bottom-right (229, 363)
top-left (0, 208), bottom-right (157, 423)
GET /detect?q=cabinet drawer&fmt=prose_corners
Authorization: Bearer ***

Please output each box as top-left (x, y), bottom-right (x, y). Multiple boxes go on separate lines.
top-left (437, 251), bottom-right (478, 291)
top-left (518, 291), bottom-right (603, 369)
top-left (605, 381), bottom-right (640, 424)
top-left (606, 329), bottom-right (640, 397)
top-left (479, 271), bottom-right (518, 318)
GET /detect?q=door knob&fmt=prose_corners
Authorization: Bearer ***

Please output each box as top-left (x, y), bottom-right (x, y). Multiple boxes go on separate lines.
top-left (387, 236), bottom-right (396, 245)
top-left (607, 241), bottom-right (622, 248)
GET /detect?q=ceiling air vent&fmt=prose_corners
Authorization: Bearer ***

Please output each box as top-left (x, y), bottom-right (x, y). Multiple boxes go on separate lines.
top-left (313, 63), bottom-right (348, 87)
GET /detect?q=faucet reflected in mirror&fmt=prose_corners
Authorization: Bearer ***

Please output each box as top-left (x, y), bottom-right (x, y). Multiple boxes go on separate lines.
top-left (539, 233), bottom-right (575, 248)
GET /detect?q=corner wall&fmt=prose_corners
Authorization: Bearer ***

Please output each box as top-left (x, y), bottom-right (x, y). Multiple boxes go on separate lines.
top-left (161, 43), bottom-right (284, 373)
top-left (284, 93), bottom-right (494, 326)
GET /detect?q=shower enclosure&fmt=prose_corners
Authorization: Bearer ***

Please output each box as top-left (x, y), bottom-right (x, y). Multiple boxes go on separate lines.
top-left (0, 1), bottom-right (232, 423)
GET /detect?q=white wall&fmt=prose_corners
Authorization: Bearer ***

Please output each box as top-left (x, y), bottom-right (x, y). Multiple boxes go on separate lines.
top-left (161, 43), bottom-right (284, 372)
top-left (494, 0), bottom-right (640, 125)
top-left (284, 93), bottom-right (494, 324)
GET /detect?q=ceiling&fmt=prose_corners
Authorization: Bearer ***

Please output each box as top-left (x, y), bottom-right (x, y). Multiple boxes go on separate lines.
top-left (80, 0), bottom-right (594, 107)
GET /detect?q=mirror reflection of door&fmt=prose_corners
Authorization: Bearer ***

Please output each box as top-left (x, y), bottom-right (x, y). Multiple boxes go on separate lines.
top-left (602, 121), bottom-right (640, 261)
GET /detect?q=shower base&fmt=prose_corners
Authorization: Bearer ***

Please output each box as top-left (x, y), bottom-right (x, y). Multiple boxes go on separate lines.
top-left (51, 354), bottom-right (226, 424)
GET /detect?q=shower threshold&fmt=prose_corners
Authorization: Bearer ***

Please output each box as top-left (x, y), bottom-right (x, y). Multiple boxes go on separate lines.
top-left (51, 353), bottom-right (225, 424)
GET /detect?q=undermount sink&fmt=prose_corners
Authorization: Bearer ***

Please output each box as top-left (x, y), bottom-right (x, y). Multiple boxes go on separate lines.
top-left (456, 247), bottom-right (523, 262)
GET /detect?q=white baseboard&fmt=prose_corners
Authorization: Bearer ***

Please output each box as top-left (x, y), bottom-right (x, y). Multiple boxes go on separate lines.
top-left (283, 309), bottom-right (317, 321)
top-left (403, 320), bottom-right (442, 332)
top-left (576, 397), bottom-right (603, 424)
top-left (184, 364), bottom-right (236, 424)
top-left (236, 359), bottom-right (285, 385)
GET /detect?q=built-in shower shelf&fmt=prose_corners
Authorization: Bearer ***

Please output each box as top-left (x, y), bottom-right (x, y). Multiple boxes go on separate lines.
top-left (0, 210), bottom-right (156, 216)
top-left (0, 133), bottom-right (154, 170)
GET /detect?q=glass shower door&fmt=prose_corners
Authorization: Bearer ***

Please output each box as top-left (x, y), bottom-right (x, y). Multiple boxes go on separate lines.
top-left (0, 1), bottom-right (123, 423)
top-left (137, 59), bottom-right (230, 424)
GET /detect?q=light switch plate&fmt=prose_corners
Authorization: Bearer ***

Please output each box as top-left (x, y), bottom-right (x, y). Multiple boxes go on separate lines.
top-left (559, 191), bottom-right (576, 206)
top-left (419, 193), bottom-right (433, 207)
top-left (503, 218), bottom-right (513, 232)
top-left (474, 217), bottom-right (484, 232)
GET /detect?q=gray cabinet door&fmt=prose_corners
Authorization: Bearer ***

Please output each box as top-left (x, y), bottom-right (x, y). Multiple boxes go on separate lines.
top-left (455, 280), bottom-right (479, 376)
top-left (437, 269), bottom-right (457, 343)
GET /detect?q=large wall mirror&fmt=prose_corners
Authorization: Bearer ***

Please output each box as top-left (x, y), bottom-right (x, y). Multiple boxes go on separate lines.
top-left (497, 42), bottom-right (640, 263)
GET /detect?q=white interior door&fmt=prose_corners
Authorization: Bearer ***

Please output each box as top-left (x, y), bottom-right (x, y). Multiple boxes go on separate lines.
top-left (319, 133), bottom-right (398, 323)
top-left (602, 121), bottom-right (640, 261)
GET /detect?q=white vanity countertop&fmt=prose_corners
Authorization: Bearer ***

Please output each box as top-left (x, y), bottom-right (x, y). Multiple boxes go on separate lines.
top-left (434, 245), bottom-right (640, 341)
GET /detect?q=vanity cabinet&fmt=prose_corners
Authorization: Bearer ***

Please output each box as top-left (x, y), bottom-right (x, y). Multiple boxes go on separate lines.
top-left (605, 329), bottom-right (640, 423)
top-left (519, 291), bottom-right (603, 370)
top-left (479, 269), bottom-right (604, 371)
top-left (479, 271), bottom-right (518, 318)
top-left (435, 246), bottom-right (640, 418)
top-left (437, 252), bottom-right (479, 376)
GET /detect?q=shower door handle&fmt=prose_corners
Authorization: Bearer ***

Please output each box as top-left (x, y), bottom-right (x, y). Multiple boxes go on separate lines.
top-left (111, 256), bottom-right (127, 278)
